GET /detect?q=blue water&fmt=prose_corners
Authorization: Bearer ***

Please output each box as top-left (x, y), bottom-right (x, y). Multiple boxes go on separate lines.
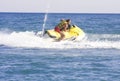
top-left (0, 13), bottom-right (120, 81)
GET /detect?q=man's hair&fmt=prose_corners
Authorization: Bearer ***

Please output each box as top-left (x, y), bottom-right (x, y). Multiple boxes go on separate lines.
top-left (66, 19), bottom-right (70, 22)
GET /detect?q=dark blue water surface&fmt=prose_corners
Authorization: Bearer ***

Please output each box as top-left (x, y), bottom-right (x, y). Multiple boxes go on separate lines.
top-left (0, 13), bottom-right (120, 34)
top-left (0, 13), bottom-right (120, 81)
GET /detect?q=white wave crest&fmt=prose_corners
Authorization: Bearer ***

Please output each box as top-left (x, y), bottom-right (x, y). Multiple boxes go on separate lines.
top-left (0, 31), bottom-right (120, 49)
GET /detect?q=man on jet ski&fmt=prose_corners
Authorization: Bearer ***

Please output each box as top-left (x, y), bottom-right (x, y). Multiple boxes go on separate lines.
top-left (54, 19), bottom-right (71, 41)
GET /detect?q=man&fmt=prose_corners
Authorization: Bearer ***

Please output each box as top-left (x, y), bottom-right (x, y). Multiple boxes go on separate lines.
top-left (66, 19), bottom-right (72, 30)
top-left (54, 19), bottom-right (68, 41)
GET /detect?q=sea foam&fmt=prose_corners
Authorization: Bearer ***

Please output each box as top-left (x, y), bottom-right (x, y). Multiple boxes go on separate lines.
top-left (0, 31), bottom-right (120, 49)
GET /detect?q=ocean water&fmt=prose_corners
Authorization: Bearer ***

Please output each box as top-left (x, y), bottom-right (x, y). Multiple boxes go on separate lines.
top-left (0, 13), bottom-right (120, 81)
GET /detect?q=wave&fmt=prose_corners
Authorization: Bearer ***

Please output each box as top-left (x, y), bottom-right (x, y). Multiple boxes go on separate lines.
top-left (0, 31), bottom-right (120, 49)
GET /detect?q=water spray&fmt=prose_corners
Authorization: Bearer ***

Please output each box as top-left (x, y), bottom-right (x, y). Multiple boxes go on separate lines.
top-left (41, 2), bottom-right (50, 37)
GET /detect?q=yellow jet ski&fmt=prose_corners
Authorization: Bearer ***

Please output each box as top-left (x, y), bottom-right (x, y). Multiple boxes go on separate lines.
top-left (44, 25), bottom-right (85, 40)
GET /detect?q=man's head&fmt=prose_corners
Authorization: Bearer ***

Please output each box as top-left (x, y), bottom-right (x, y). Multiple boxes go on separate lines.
top-left (66, 19), bottom-right (71, 24)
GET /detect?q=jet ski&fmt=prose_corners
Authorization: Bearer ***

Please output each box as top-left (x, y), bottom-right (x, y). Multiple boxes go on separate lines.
top-left (43, 25), bottom-right (85, 41)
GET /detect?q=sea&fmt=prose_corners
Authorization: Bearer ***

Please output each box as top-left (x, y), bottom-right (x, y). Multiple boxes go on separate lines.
top-left (0, 13), bottom-right (120, 81)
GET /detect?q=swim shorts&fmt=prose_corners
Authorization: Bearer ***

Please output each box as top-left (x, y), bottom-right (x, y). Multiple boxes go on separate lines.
top-left (54, 26), bottom-right (60, 33)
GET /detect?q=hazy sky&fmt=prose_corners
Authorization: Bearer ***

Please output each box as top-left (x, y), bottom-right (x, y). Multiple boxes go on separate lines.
top-left (0, 0), bottom-right (120, 13)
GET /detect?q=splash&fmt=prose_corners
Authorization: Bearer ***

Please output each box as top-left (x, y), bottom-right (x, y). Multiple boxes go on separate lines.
top-left (41, 1), bottom-right (50, 36)
top-left (41, 13), bottom-right (48, 36)
top-left (0, 31), bottom-right (120, 49)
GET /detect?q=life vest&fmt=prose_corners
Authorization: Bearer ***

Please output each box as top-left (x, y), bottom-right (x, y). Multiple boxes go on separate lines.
top-left (57, 20), bottom-right (67, 29)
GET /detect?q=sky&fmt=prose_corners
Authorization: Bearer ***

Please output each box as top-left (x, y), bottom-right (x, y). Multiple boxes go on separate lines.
top-left (0, 0), bottom-right (120, 13)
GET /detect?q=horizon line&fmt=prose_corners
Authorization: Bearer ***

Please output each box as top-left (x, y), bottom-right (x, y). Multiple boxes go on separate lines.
top-left (0, 11), bottom-right (120, 14)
